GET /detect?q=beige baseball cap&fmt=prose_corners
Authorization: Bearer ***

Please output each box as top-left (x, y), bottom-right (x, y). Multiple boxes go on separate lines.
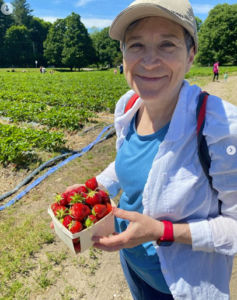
top-left (109, 0), bottom-right (198, 53)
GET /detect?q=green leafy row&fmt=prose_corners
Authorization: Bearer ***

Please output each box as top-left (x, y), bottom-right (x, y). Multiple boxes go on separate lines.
top-left (0, 71), bottom-right (130, 112)
top-left (0, 99), bottom-right (94, 130)
top-left (0, 123), bottom-right (66, 165)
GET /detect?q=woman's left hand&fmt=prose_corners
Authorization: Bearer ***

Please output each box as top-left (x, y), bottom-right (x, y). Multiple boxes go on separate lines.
top-left (92, 207), bottom-right (164, 252)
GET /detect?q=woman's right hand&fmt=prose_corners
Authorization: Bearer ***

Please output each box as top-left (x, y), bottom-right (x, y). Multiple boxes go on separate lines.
top-left (64, 184), bottom-right (84, 193)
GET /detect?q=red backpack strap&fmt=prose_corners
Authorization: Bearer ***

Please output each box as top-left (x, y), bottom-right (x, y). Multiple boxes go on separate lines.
top-left (196, 91), bottom-right (212, 187)
top-left (124, 93), bottom-right (139, 113)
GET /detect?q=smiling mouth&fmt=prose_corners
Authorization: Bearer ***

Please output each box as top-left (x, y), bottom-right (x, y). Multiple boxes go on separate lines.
top-left (136, 75), bottom-right (165, 81)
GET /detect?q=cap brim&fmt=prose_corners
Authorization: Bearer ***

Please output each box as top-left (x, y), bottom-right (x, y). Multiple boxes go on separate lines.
top-left (109, 4), bottom-right (198, 53)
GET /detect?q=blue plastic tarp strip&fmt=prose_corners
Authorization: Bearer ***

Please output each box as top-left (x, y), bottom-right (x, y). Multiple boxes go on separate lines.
top-left (0, 124), bottom-right (114, 211)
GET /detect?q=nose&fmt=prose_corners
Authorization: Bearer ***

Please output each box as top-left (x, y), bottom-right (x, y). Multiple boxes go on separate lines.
top-left (140, 47), bottom-right (161, 69)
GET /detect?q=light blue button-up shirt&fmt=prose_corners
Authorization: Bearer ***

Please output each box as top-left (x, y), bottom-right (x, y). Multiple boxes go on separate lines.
top-left (97, 81), bottom-right (237, 300)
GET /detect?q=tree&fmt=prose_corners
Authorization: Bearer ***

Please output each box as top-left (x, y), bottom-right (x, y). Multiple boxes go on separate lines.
top-left (4, 25), bottom-right (32, 67)
top-left (195, 16), bottom-right (202, 33)
top-left (195, 4), bottom-right (237, 65)
top-left (90, 27), bottom-right (122, 67)
top-left (11, 0), bottom-right (33, 27)
top-left (44, 18), bottom-right (66, 67)
top-left (29, 17), bottom-right (51, 65)
top-left (61, 13), bottom-right (95, 71)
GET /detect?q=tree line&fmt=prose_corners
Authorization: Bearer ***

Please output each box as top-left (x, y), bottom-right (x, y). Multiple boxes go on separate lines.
top-left (0, 0), bottom-right (236, 69)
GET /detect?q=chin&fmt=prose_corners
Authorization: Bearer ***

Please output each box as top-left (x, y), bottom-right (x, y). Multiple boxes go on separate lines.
top-left (135, 89), bottom-right (163, 101)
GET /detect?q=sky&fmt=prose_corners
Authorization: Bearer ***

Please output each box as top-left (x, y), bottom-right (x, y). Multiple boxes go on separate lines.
top-left (6, 0), bottom-right (237, 29)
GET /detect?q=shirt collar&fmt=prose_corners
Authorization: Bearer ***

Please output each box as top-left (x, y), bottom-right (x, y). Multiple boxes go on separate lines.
top-left (116, 80), bottom-right (201, 142)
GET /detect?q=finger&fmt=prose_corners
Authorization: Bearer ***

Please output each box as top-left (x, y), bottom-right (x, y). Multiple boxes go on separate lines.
top-left (64, 184), bottom-right (83, 193)
top-left (93, 243), bottom-right (122, 252)
top-left (92, 231), bottom-right (128, 247)
top-left (112, 207), bottom-right (136, 221)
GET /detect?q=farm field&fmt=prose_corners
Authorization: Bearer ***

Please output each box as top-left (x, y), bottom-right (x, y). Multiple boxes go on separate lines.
top-left (0, 68), bottom-right (237, 300)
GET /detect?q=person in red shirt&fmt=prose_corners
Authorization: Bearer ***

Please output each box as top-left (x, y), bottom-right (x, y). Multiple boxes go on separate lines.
top-left (213, 61), bottom-right (219, 82)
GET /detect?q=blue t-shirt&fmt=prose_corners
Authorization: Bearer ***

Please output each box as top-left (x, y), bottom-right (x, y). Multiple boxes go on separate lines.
top-left (115, 114), bottom-right (171, 294)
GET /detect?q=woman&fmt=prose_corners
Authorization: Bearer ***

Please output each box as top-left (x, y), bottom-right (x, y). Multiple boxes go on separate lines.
top-left (65, 0), bottom-right (237, 299)
top-left (213, 61), bottom-right (219, 81)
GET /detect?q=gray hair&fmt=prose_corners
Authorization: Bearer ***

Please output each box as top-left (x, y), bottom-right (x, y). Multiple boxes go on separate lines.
top-left (122, 18), bottom-right (195, 54)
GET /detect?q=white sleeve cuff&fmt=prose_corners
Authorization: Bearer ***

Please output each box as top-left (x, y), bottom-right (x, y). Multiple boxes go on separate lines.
top-left (188, 219), bottom-right (215, 252)
top-left (96, 174), bottom-right (121, 199)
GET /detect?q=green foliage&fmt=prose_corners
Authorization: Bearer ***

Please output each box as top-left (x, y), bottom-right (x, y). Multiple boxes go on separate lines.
top-left (196, 4), bottom-right (237, 65)
top-left (195, 16), bottom-right (202, 32)
top-left (0, 123), bottom-right (66, 165)
top-left (44, 18), bottom-right (67, 67)
top-left (4, 25), bottom-right (32, 67)
top-left (62, 13), bottom-right (95, 70)
top-left (11, 0), bottom-right (33, 27)
top-left (90, 27), bottom-right (122, 67)
top-left (29, 17), bottom-right (52, 66)
top-left (44, 13), bottom-right (95, 69)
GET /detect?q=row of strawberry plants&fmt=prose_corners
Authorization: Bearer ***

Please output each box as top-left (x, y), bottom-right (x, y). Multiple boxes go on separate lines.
top-left (0, 123), bottom-right (66, 166)
top-left (0, 71), bottom-right (130, 112)
top-left (0, 99), bottom-right (95, 130)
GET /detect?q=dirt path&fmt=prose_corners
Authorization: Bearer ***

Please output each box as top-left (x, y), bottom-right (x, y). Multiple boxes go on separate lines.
top-left (1, 76), bottom-right (237, 300)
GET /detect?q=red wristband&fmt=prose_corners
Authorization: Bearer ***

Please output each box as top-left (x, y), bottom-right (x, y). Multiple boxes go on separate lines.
top-left (157, 220), bottom-right (174, 245)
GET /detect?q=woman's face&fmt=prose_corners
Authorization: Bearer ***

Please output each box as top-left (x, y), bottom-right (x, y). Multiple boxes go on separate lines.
top-left (123, 17), bottom-right (195, 103)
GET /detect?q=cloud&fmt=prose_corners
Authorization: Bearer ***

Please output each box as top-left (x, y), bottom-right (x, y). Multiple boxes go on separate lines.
top-left (52, 0), bottom-right (62, 4)
top-left (192, 4), bottom-right (214, 14)
top-left (75, 0), bottom-right (95, 7)
top-left (81, 18), bottom-right (113, 28)
top-left (38, 16), bottom-right (112, 28)
top-left (39, 16), bottom-right (60, 23)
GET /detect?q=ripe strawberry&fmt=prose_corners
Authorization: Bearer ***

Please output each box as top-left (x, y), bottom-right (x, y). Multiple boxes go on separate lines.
top-left (85, 177), bottom-right (98, 191)
top-left (67, 190), bottom-right (85, 205)
top-left (85, 215), bottom-right (98, 228)
top-left (105, 202), bottom-right (112, 216)
top-left (74, 241), bottom-right (81, 253)
top-left (84, 204), bottom-right (91, 216)
top-left (98, 190), bottom-right (111, 204)
top-left (86, 190), bottom-right (102, 207)
top-left (54, 205), bottom-right (68, 219)
top-left (92, 204), bottom-right (107, 219)
top-left (75, 186), bottom-right (88, 194)
top-left (70, 203), bottom-right (90, 222)
top-left (68, 220), bottom-right (83, 234)
top-left (73, 237), bottom-right (80, 244)
top-left (55, 192), bottom-right (68, 206)
top-left (51, 202), bottom-right (60, 214)
top-left (62, 215), bottom-right (73, 229)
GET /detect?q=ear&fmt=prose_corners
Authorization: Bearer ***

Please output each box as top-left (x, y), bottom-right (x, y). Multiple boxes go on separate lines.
top-left (185, 46), bottom-right (195, 74)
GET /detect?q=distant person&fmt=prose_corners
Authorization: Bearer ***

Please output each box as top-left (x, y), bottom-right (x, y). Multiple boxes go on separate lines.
top-left (42, 67), bottom-right (46, 74)
top-left (224, 71), bottom-right (228, 82)
top-left (213, 61), bottom-right (219, 82)
top-left (120, 63), bottom-right (123, 74)
top-left (114, 69), bottom-right (117, 75)
top-left (40, 66), bottom-right (42, 73)
top-left (50, 70), bottom-right (54, 74)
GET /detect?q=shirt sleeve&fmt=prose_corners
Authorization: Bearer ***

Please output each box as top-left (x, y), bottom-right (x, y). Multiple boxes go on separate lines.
top-left (96, 161), bottom-right (121, 198)
top-left (188, 96), bottom-right (237, 255)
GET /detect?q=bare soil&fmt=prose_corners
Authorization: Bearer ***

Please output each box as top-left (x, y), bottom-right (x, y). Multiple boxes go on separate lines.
top-left (0, 76), bottom-right (237, 300)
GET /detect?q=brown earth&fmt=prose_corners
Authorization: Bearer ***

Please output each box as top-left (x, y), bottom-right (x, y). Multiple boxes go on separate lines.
top-left (0, 75), bottom-right (237, 300)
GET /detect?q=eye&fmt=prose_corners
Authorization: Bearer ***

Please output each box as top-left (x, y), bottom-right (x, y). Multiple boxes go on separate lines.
top-left (129, 43), bottom-right (143, 49)
top-left (161, 42), bottom-right (175, 48)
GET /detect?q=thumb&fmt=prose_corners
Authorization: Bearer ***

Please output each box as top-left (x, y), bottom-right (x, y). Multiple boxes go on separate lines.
top-left (112, 207), bottom-right (134, 221)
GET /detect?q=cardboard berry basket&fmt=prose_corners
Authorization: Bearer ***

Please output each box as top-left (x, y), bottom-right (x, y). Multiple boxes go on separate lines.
top-left (48, 200), bottom-right (116, 254)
